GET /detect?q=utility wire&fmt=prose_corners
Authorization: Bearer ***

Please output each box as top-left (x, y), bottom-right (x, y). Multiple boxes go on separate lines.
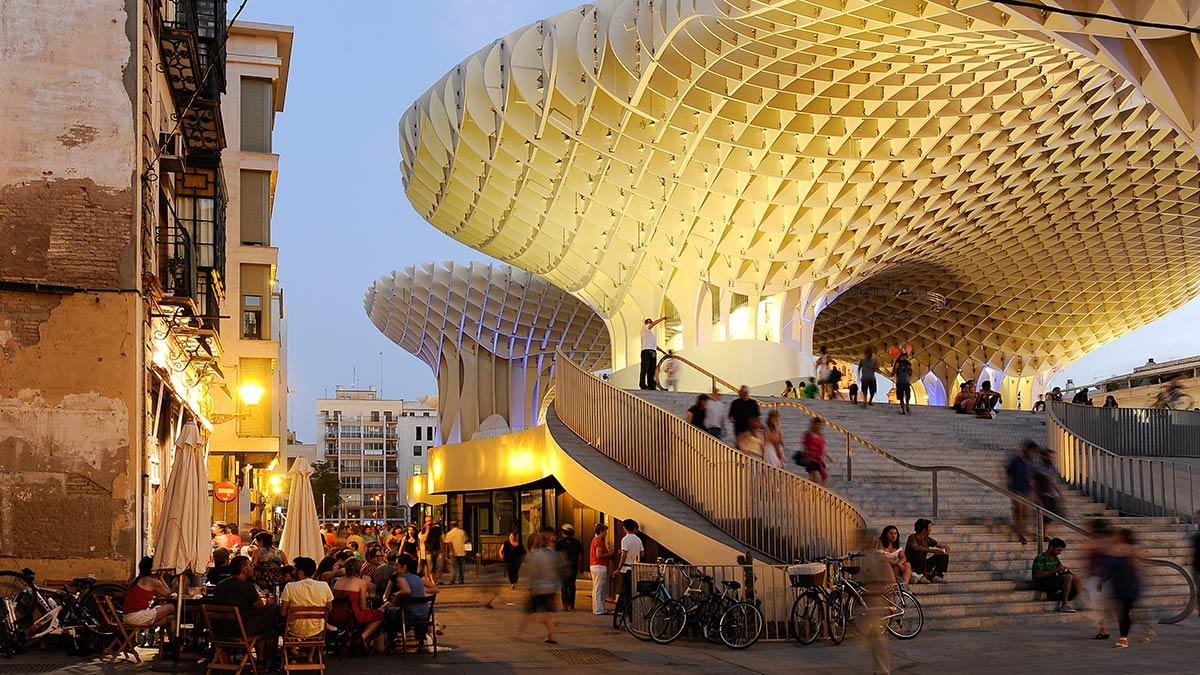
top-left (145, 0), bottom-right (251, 177)
top-left (988, 0), bottom-right (1200, 35)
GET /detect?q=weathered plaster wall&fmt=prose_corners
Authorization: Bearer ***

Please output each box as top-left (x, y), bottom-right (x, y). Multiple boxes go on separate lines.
top-left (0, 0), bottom-right (142, 580)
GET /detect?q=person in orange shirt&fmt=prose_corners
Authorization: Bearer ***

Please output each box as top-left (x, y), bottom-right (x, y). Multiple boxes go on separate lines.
top-left (588, 523), bottom-right (613, 615)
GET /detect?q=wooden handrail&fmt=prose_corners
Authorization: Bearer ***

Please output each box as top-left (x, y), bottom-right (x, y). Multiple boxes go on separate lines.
top-left (554, 349), bottom-right (867, 563)
top-left (766, 397), bottom-right (1197, 624)
top-left (655, 348), bottom-right (738, 393)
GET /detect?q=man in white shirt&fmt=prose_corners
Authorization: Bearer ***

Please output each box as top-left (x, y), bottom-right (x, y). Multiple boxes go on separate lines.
top-left (279, 556), bottom-right (334, 638)
top-left (639, 317), bottom-right (668, 390)
top-left (444, 521), bottom-right (469, 584)
top-left (615, 519), bottom-right (644, 615)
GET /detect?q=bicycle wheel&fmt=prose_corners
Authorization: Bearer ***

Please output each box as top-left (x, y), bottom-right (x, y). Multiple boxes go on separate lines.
top-left (648, 600), bottom-right (687, 644)
top-left (826, 589), bottom-right (848, 645)
top-left (74, 583), bottom-right (125, 652)
top-left (718, 601), bottom-right (764, 650)
top-left (624, 594), bottom-right (657, 641)
top-left (885, 590), bottom-right (924, 640)
top-left (845, 589), bottom-right (870, 636)
top-left (0, 572), bottom-right (38, 632)
top-left (790, 591), bottom-right (823, 645)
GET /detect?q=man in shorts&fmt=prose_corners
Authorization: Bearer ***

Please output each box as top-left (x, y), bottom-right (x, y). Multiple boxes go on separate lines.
top-left (519, 527), bottom-right (563, 644)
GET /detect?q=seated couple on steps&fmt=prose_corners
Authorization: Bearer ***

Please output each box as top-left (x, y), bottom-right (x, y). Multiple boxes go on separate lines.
top-left (952, 380), bottom-right (1002, 419)
top-left (904, 518), bottom-right (950, 584)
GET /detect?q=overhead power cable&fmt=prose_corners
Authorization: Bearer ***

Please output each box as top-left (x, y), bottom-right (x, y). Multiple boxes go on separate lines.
top-left (987, 0), bottom-right (1200, 35)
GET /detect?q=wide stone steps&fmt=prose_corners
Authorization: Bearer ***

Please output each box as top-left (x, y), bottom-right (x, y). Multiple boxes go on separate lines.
top-left (628, 390), bottom-right (1197, 631)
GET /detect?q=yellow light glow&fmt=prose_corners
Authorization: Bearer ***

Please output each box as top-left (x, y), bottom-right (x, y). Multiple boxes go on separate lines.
top-left (266, 458), bottom-right (278, 472)
top-left (239, 383), bottom-right (266, 406)
top-left (431, 457), bottom-right (443, 481)
top-left (268, 474), bottom-right (282, 487)
top-left (506, 448), bottom-right (535, 474)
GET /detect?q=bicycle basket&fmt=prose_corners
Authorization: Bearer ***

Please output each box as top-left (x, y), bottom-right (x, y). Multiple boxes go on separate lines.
top-left (635, 580), bottom-right (658, 594)
top-left (787, 563), bottom-right (825, 588)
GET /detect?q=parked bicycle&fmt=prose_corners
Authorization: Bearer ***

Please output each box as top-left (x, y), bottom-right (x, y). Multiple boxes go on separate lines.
top-left (789, 557), bottom-right (847, 645)
top-left (647, 566), bottom-right (764, 649)
top-left (613, 558), bottom-right (675, 640)
top-left (0, 569), bottom-right (125, 656)
top-left (835, 557), bottom-right (924, 640)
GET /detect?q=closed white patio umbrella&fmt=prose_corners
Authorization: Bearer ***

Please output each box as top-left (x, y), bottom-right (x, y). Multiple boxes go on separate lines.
top-left (279, 457), bottom-right (323, 563)
top-left (150, 420), bottom-right (209, 667)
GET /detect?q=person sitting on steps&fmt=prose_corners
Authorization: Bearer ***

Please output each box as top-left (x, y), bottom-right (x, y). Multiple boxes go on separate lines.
top-left (1032, 538), bottom-right (1082, 613)
top-left (975, 381), bottom-right (1002, 419)
top-left (904, 518), bottom-right (950, 584)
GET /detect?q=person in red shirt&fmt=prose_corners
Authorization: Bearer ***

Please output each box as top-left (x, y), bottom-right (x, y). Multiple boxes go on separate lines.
top-left (801, 418), bottom-right (829, 486)
top-left (588, 523), bottom-right (613, 615)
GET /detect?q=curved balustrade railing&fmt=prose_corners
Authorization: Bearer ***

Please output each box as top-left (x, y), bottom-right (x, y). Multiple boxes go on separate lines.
top-left (554, 349), bottom-right (866, 563)
top-left (768, 397), bottom-right (1197, 625)
top-left (1047, 403), bottom-right (1197, 523)
top-left (1051, 401), bottom-right (1200, 458)
top-left (655, 348), bottom-right (739, 393)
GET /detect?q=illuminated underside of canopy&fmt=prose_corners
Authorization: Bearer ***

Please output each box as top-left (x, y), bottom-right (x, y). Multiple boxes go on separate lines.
top-left (400, 0), bottom-right (1200, 381)
top-left (365, 261), bottom-right (609, 442)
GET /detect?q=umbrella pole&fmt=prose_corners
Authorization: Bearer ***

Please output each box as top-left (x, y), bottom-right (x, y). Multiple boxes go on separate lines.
top-left (150, 574), bottom-right (199, 672)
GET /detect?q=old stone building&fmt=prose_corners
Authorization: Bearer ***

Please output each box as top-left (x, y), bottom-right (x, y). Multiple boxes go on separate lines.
top-left (0, 0), bottom-right (230, 579)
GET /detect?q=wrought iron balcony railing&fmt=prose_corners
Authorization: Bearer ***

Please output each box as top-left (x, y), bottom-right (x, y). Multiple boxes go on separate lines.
top-left (158, 221), bottom-right (197, 303)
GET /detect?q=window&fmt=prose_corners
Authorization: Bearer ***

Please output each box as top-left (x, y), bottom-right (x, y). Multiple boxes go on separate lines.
top-left (240, 264), bottom-right (271, 339)
top-left (422, 412), bottom-right (430, 417)
top-left (415, 427), bottom-right (422, 441)
top-left (370, 411), bottom-right (380, 422)
top-left (413, 445), bottom-right (423, 456)
top-left (241, 77), bottom-right (274, 152)
top-left (241, 294), bottom-right (262, 339)
top-left (364, 459), bottom-right (385, 473)
top-left (412, 465), bottom-right (423, 476)
top-left (240, 170), bottom-right (270, 245)
top-left (426, 426), bottom-right (435, 441)
top-left (237, 357), bottom-right (272, 436)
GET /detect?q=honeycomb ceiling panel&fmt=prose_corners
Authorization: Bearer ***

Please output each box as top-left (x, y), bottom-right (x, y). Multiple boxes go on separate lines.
top-left (400, 0), bottom-right (1200, 376)
top-left (364, 261), bottom-right (611, 372)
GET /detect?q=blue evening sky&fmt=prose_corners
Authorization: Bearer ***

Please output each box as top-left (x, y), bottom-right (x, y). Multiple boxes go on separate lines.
top-left (239, 1), bottom-right (1199, 441)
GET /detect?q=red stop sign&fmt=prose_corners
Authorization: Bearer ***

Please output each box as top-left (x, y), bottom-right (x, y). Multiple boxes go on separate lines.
top-left (213, 481), bottom-right (238, 503)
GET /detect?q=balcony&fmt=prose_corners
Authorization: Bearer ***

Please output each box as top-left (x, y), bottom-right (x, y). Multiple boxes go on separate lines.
top-left (157, 0), bottom-right (227, 154)
top-left (158, 222), bottom-right (197, 303)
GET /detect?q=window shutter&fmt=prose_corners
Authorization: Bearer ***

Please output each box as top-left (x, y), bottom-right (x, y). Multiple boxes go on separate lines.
top-left (241, 78), bottom-right (273, 152)
top-left (238, 357), bottom-right (273, 436)
top-left (240, 171), bottom-right (270, 245)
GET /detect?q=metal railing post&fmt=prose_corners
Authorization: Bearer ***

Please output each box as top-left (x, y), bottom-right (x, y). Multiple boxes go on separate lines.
top-left (846, 433), bottom-right (853, 482)
top-left (931, 470), bottom-right (939, 517)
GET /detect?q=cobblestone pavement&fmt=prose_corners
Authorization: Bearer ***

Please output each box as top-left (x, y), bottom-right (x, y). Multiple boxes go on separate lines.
top-left (3, 582), bottom-right (1196, 673)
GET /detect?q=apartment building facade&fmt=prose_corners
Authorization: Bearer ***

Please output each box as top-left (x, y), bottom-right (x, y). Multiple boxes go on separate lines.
top-left (204, 22), bottom-right (294, 530)
top-left (0, 0), bottom-right (232, 578)
top-left (317, 387), bottom-right (438, 524)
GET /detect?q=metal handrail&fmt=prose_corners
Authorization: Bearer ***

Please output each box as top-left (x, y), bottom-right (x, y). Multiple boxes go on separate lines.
top-left (1050, 401), bottom-right (1200, 458)
top-left (1047, 403), bottom-right (1196, 522)
top-left (554, 348), bottom-right (867, 564)
top-left (766, 398), bottom-right (1197, 624)
top-left (655, 348), bottom-right (739, 393)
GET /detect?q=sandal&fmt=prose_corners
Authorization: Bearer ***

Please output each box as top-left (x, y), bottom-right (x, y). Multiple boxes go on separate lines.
top-left (1091, 632), bottom-right (1110, 640)
top-left (1114, 638), bottom-right (1129, 650)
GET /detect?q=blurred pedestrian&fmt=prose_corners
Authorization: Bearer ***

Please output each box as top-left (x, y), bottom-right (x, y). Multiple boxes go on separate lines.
top-left (857, 348), bottom-right (879, 407)
top-left (1033, 447), bottom-right (1063, 540)
top-left (1107, 529), bottom-right (1154, 649)
top-left (661, 351), bottom-right (681, 391)
top-left (1084, 519), bottom-right (1114, 640)
top-left (1005, 441), bottom-right (1036, 544)
top-left (891, 349), bottom-right (914, 416)
top-left (555, 524), bottom-right (584, 611)
top-left (799, 417), bottom-right (829, 487)
top-left (763, 410), bottom-right (785, 469)
top-left (781, 380), bottom-right (797, 398)
top-left (687, 394), bottom-right (708, 431)
top-left (855, 528), bottom-right (891, 675)
top-left (705, 390), bottom-right (728, 439)
top-left (519, 527), bottom-right (562, 644)
top-left (736, 416), bottom-right (764, 460)
top-left (816, 347), bottom-right (834, 399)
top-left (729, 385), bottom-right (761, 436)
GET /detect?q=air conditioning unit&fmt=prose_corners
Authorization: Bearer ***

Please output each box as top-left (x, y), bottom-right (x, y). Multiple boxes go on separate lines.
top-left (159, 132), bottom-right (186, 174)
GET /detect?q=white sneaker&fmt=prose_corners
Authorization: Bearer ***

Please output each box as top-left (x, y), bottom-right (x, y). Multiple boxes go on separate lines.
top-left (930, 576), bottom-right (946, 584)
top-left (915, 576), bottom-right (930, 584)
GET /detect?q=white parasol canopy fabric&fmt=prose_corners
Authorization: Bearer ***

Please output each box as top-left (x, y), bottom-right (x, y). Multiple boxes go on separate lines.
top-left (279, 456), bottom-right (323, 562)
top-left (151, 420), bottom-right (211, 574)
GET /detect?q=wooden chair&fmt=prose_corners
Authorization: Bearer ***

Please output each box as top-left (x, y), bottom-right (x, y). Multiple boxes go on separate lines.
top-left (96, 595), bottom-right (141, 664)
top-left (281, 606), bottom-right (328, 674)
top-left (395, 595), bottom-right (437, 659)
top-left (202, 604), bottom-right (260, 675)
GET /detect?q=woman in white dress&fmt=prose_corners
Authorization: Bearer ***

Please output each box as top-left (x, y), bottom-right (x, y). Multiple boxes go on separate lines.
top-left (762, 410), bottom-right (786, 468)
top-left (877, 525), bottom-right (912, 585)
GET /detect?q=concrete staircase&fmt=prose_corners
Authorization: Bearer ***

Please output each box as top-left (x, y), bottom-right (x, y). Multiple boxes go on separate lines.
top-left (633, 391), bottom-right (1197, 630)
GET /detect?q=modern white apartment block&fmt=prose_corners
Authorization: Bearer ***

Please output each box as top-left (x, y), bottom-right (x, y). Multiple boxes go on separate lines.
top-left (317, 386), bottom-right (438, 524)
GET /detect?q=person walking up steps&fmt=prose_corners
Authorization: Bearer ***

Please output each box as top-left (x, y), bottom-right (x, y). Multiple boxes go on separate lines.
top-left (1005, 441), bottom-right (1036, 545)
top-left (857, 348), bottom-right (879, 406)
top-left (798, 417), bottom-right (829, 487)
top-left (1107, 529), bottom-right (1155, 649)
top-left (639, 317), bottom-right (668, 390)
top-left (891, 348), bottom-right (914, 415)
top-left (816, 347), bottom-right (834, 399)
